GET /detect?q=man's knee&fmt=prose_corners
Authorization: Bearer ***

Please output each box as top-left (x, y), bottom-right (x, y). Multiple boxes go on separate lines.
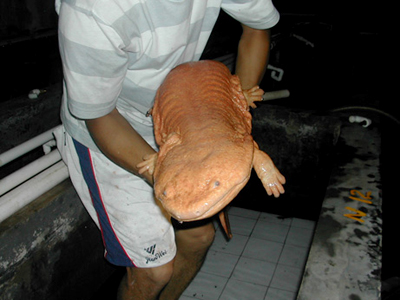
top-left (195, 222), bottom-right (216, 249)
top-left (175, 220), bottom-right (215, 252)
top-left (125, 260), bottom-right (175, 291)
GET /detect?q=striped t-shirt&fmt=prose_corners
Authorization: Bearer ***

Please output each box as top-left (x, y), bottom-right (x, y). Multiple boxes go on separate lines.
top-left (56, 0), bottom-right (279, 151)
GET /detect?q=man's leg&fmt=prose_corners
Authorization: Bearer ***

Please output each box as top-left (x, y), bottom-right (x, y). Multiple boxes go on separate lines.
top-left (117, 261), bottom-right (174, 300)
top-left (60, 131), bottom-right (178, 300)
top-left (159, 220), bottom-right (215, 300)
top-left (118, 220), bottom-right (215, 300)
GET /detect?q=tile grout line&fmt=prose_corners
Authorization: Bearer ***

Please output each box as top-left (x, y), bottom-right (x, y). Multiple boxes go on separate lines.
top-left (216, 212), bottom-right (256, 300)
top-left (191, 209), bottom-right (315, 300)
top-left (218, 211), bottom-right (291, 300)
top-left (268, 217), bottom-right (315, 298)
top-left (214, 209), bottom-right (265, 299)
top-left (261, 215), bottom-right (293, 299)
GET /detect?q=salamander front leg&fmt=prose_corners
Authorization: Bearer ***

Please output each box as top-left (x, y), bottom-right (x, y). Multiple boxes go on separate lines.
top-left (253, 146), bottom-right (286, 198)
top-left (137, 153), bottom-right (158, 176)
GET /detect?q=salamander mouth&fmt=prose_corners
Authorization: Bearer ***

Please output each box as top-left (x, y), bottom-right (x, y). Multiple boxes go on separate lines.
top-left (168, 174), bottom-right (251, 222)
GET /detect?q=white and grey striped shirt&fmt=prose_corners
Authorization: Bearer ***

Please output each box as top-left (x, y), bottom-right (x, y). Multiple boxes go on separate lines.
top-left (56, 0), bottom-right (279, 151)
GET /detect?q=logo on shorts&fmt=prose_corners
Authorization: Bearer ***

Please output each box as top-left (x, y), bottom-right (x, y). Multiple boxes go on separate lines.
top-left (144, 244), bottom-right (167, 264)
top-left (144, 244), bottom-right (156, 255)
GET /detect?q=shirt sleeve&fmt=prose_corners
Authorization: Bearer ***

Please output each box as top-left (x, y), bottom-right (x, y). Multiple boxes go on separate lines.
top-left (58, 2), bottom-right (129, 120)
top-left (221, 0), bottom-right (280, 29)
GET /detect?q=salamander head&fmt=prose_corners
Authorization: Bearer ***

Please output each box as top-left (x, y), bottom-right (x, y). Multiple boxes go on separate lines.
top-left (153, 138), bottom-right (254, 222)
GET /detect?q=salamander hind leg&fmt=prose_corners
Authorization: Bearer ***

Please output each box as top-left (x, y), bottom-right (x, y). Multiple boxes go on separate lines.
top-left (253, 148), bottom-right (286, 198)
top-left (243, 86), bottom-right (264, 109)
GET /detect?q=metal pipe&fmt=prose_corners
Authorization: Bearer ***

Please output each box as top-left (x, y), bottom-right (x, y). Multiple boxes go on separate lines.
top-left (330, 106), bottom-right (400, 126)
top-left (0, 125), bottom-right (67, 224)
top-left (262, 89), bottom-right (290, 101)
top-left (0, 150), bottom-right (62, 197)
top-left (0, 125), bottom-right (62, 167)
top-left (0, 161), bottom-right (69, 224)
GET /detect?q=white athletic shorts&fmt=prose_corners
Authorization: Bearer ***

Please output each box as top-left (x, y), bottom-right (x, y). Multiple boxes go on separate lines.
top-left (54, 125), bottom-right (176, 268)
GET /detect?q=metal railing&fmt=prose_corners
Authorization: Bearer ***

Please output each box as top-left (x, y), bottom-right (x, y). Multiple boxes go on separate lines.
top-left (0, 125), bottom-right (69, 223)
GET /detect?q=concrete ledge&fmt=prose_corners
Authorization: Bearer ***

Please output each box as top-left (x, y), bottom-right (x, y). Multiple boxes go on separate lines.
top-left (0, 180), bottom-right (116, 300)
top-left (297, 123), bottom-right (382, 299)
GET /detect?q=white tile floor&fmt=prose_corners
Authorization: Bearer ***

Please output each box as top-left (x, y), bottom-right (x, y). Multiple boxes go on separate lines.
top-left (179, 206), bottom-right (316, 300)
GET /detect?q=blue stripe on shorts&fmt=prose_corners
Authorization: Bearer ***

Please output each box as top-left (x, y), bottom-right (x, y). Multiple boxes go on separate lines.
top-left (73, 139), bottom-right (136, 267)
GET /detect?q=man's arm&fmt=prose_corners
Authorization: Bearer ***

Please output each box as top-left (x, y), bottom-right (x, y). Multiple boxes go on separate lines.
top-left (86, 108), bottom-right (155, 185)
top-left (235, 24), bottom-right (271, 107)
top-left (236, 24), bottom-right (271, 89)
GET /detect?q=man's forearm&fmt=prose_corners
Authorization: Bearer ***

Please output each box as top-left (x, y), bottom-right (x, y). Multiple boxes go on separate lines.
top-left (236, 25), bottom-right (271, 90)
top-left (86, 108), bottom-right (155, 184)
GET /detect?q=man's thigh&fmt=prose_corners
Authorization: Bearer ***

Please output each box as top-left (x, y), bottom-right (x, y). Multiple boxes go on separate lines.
top-left (58, 129), bottom-right (177, 268)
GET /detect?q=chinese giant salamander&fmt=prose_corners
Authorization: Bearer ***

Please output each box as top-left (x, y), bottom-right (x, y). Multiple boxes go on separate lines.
top-left (138, 60), bottom-right (285, 228)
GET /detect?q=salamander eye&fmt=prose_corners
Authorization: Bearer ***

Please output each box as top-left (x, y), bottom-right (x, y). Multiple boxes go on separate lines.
top-left (214, 181), bottom-right (220, 187)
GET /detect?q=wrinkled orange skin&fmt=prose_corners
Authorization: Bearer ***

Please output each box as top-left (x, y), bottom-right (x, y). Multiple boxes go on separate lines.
top-left (151, 60), bottom-right (285, 222)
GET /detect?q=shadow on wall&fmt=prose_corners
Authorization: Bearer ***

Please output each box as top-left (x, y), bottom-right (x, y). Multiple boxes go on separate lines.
top-left (232, 104), bottom-right (342, 221)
